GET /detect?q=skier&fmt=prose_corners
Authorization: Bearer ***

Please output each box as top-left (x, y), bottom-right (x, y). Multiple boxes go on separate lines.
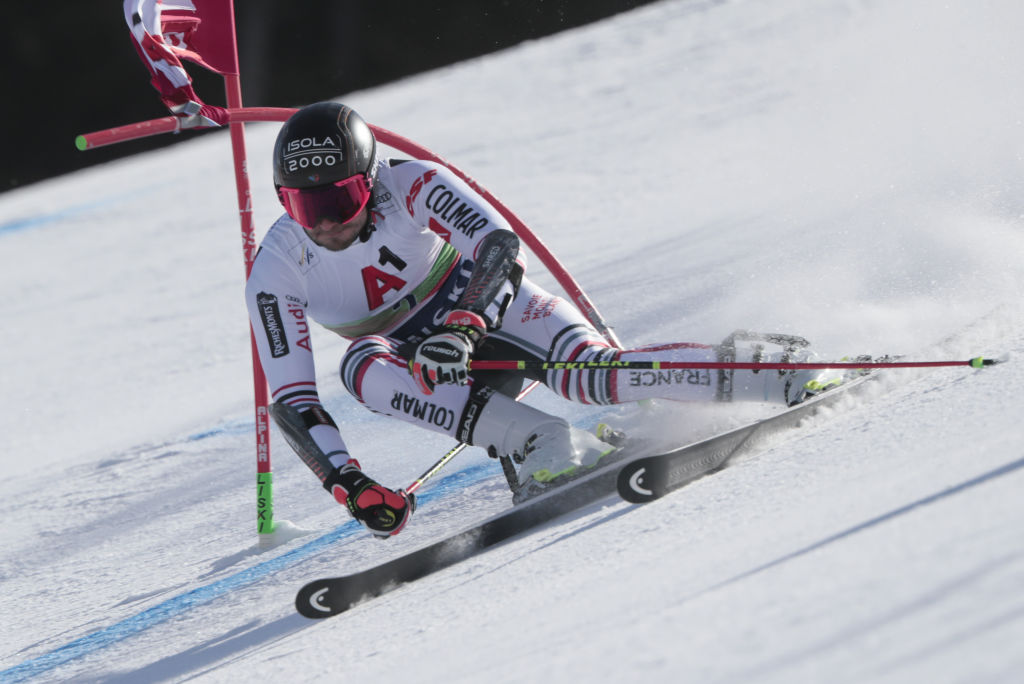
top-left (245, 102), bottom-right (841, 538)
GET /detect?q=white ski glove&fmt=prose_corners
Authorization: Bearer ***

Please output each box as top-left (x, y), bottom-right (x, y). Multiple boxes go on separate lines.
top-left (410, 310), bottom-right (486, 394)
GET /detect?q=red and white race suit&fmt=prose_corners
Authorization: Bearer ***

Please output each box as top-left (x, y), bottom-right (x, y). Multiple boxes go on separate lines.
top-left (246, 159), bottom-right (723, 478)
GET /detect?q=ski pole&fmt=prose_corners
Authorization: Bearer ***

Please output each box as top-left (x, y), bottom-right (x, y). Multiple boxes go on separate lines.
top-left (404, 441), bottom-right (469, 496)
top-left (404, 355), bottom-right (1001, 493)
top-left (468, 357), bottom-right (1001, 372)
top-left (403, 380), bottom-right (541, 495)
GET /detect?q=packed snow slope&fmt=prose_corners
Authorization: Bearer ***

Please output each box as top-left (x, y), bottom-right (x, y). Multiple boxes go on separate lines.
top-left (2, 0), bottom-right (1023, 681)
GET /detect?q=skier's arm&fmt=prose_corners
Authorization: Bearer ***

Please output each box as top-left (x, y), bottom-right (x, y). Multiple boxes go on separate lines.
top-left (245, 249), bottom-right (351, 477)
top-left (246, 245), bottom-right (411, 537)
top-left (270, 402), bottom-right (413, 537)
top-left (410, 229), bottom-right (523, 393)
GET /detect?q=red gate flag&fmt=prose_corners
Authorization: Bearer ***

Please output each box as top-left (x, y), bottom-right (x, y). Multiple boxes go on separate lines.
top-left (123, 0), bottom-right (237, 128)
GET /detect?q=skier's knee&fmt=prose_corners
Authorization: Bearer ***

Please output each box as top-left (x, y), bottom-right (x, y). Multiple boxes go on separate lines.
top-left (339, 335), bottom-right (405, 401)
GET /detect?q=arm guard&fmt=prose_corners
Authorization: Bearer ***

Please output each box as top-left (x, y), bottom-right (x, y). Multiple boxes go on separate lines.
top-left (268, 402), bottom-right (349, 484)
top-left (455, 229), bottom-right (524, 330)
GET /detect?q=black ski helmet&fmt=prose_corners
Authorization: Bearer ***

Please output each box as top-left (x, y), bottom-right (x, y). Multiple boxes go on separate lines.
top-left (273, 101), bottom-right (378, 191)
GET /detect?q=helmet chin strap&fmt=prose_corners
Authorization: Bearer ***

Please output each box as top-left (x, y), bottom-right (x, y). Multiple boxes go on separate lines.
top-left (358, 186), bottom-right (380, 242)
top-left (358, 220), bottom-right (376, 243)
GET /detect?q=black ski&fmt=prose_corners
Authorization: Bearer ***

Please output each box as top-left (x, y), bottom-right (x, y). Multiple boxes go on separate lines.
top-left (297, 375), bottom-right (873, 618)
top-left (296, 455), bottom-right (629, 618)
top-left (617, 374), bottom-right (874, 503)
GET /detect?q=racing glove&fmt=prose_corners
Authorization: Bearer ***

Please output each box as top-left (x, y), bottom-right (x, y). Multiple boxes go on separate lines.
top-left (324, 460), bottom-right (414, 538)
top-left (410, 310), bottom-right (487, 394)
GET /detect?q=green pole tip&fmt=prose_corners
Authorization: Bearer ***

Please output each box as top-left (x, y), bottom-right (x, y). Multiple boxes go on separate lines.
top-left (970, 357), bottom-right (988, 368)
top-left (74, 135), bottom-right (88, 151)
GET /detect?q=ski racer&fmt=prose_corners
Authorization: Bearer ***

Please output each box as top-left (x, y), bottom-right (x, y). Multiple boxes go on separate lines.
top-left (245, 102), bottom-right (841, 538)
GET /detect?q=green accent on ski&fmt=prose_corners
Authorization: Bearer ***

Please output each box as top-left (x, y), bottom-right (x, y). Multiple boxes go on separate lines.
top-left (529, 446), bottom-right (620, 483)
top-left (531, 468), bottom-right (563, 483)
top-left (804, 377), bottom-right (843, 392)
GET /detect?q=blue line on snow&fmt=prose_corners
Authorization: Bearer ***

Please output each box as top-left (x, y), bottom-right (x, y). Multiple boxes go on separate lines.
top-left (8, 456), bottom-right (1023, 680)
top-left (1, 202), bottom-right (106, 235)
top-left (0, 461), bottom-right (496, 683)
top-left (0, 186), bottom-right (161, 236)
top-left (185, 418), bottom-right (253, 442)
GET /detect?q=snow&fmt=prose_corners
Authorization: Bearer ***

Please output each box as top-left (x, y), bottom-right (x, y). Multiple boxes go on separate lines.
top-left (2, 0), bottom-right (1024, 681)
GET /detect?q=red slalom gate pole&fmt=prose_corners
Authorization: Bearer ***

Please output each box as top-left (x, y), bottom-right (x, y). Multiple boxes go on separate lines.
top-left (218, 77), bottom-right (278, 540)
top-left (74, 107), bottom-right (297, 151)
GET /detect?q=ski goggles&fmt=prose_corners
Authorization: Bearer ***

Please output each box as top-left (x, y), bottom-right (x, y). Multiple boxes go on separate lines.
top-left (277, 175), bottom-right (373, 229)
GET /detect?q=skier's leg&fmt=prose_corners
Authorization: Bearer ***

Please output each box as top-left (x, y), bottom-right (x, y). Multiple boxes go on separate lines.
top-left (610, 331), bottom-right (843, 407)
top-left (339, 335), bottom-right (473, 440)
top-left (339, 334), bottom-right (609, 497)
top-left (496, 279), bottom-right (841, 407)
